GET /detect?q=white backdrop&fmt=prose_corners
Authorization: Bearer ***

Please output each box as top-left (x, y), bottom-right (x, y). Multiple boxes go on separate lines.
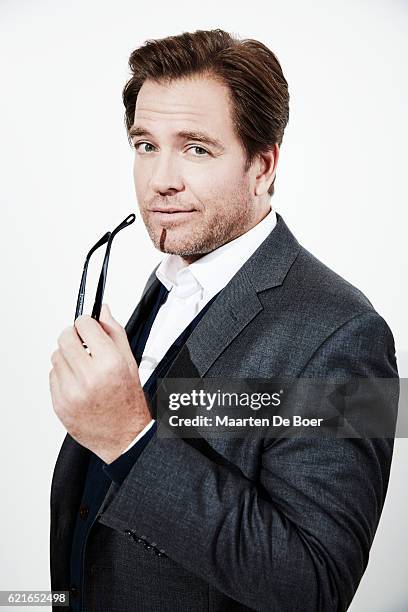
top-left (0, 0), bottom-right (407, 610)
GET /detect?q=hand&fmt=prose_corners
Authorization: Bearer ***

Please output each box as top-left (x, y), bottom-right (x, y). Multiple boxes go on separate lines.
top-left (49, 303), bottom-right (151, 464)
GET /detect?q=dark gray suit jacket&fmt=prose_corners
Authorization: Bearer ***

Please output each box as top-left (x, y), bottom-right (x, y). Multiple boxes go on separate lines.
top-left (50, 213), bottom-right (398, 611)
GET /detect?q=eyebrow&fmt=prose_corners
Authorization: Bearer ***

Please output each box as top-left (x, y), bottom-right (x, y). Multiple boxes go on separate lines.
top-left (128, 125), bottom-right (224, 149)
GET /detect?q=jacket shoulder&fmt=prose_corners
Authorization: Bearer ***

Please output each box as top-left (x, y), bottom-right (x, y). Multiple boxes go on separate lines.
top-left (285, 245), bottom-right (376, 322)
top-left (257, 244), bottom-right (397, 377)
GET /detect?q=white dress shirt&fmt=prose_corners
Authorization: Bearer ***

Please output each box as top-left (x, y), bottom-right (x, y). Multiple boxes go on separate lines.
top-left (122, 206), bottom-right (277, 453)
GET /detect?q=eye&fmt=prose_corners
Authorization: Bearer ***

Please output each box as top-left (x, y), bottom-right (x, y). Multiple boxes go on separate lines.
top-left (133, 142), bottom-right (156, 153)
top-left (188, 145), bottom-right (209, 156)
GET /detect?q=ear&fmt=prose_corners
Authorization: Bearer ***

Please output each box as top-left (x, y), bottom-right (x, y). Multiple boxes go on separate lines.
top-left (254, 144), bottom-right (280, 197)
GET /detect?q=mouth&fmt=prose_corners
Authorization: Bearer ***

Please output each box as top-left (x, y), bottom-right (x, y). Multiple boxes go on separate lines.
top-left (149, 208), bottom-right (197, 223)
top-left (151, 207), bottom-right (196, 213)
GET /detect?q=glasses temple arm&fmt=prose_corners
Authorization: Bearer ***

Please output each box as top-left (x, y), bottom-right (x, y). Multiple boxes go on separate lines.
top-left (74, 231), bottom-right (111, 321)
top-left (91, 214), bottom-right (136, 321)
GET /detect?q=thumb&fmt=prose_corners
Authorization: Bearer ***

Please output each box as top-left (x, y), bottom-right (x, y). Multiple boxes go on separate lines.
top-left (99, 303), bottom-right (129, 350)
top-left (99, 304), bottom-right (139, 378)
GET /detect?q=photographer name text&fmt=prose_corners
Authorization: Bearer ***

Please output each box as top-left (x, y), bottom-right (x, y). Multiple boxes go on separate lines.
top-left (168, 415), bottom-right (324, 428)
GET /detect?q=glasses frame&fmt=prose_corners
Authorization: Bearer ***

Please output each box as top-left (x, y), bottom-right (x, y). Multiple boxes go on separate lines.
top-left (75, 213), bottom-right (136, 322)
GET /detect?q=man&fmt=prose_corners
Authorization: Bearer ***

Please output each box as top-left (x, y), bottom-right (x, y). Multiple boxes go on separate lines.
top-left (49, 29), bottom-right (398, 611)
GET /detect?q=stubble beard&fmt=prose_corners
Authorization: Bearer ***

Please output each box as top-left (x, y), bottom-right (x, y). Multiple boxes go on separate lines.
top-left (140, 187), bottom-right (255, 258)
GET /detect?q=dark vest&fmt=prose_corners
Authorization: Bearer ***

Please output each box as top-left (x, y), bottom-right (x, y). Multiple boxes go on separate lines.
top-left (69, 280), bottom-right (220, 610)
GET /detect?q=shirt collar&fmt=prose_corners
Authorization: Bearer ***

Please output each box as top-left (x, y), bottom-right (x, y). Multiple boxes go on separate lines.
top-left (156, 206), bottom-right (277, 297)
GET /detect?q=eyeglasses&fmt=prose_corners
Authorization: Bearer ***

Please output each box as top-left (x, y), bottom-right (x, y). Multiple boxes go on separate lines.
top-left (75, 213), bottom-right (136, 322)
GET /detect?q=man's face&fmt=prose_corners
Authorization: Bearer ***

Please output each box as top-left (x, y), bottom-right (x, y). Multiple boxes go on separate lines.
top-left (131, 75), bottom-right (263, 261)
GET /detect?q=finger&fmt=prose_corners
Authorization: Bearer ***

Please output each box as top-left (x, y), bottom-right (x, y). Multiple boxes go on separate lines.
top-left (49, 364), bottom-right (66, 417)
top-left (57, 325), bottom-right (93, 373)
top-left (49, 366), bottom-right (60, 402)
top-left (74, 314), bottom-right (114, 360)
top-left (98, 304), bottom-right (138, 374)
top-left (99, 304), bottom-right (130, 352)
top-left (50, 347), bottom-right (77, 386)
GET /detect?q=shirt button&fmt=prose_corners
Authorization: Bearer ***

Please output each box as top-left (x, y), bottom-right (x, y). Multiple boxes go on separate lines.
top-left (70, 586), bottom-right (79, 599)
top-left (79, 504), bottom-right (89, 520)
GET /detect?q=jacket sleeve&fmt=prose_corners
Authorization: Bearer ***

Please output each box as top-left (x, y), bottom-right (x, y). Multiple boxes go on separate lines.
top-left (98, 310), bottom-right (399, 612)
top-left (102, 421), bottom-right (157, 485)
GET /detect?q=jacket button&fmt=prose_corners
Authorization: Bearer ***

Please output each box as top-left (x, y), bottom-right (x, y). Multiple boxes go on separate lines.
top-left (79, 504), bottom-right (89, 520)
top-left (70, 586), bottom-right (79, 599)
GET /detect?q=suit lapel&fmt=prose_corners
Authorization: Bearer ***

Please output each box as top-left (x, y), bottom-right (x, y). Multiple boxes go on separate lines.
top-left (158, 213), bottom-right (301, 379)
top-left (166, 266), bottom-right (263, 378)
top-left (124, 264), bottom-right (160, 340)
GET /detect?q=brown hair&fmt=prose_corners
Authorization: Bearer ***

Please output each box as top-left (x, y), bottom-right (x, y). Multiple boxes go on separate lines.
top-left (122, 29), bottom-right (289, 197)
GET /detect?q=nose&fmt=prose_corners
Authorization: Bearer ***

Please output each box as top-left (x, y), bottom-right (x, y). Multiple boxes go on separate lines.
top-left (150, 153), bottom-right (184, 196)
